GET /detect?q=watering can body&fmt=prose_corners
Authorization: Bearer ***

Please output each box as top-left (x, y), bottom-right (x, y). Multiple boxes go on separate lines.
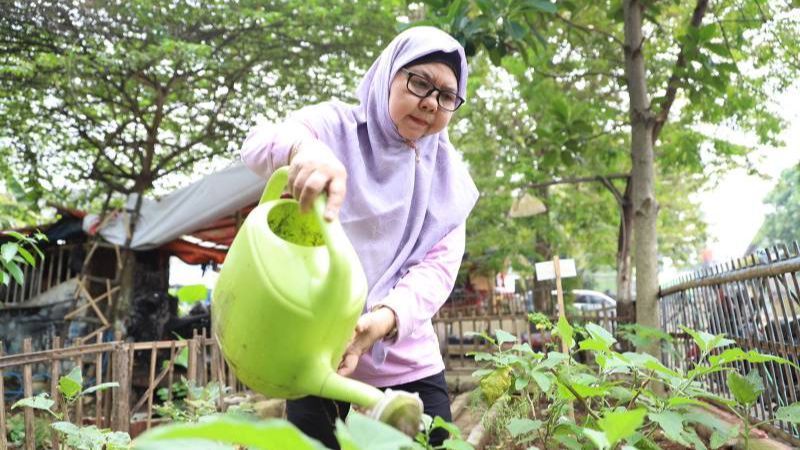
top-left (212, 167), bottom-right (381, 405)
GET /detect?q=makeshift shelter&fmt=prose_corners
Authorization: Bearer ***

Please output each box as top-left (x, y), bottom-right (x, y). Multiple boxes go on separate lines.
top-left (1, 162), bottom-right (267, 351)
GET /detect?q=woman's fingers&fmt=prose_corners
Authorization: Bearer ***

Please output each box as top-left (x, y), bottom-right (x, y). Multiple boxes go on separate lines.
top-left (298, 170), bottom-right (330, 213)
top-left (286, 141), bottom-right (347, 220)
top-left (325, 176), bottom-right (347, 222)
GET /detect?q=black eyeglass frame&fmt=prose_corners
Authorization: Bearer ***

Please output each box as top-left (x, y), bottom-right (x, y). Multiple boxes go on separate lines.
top-left (400, 68), bottom-right (465, 112)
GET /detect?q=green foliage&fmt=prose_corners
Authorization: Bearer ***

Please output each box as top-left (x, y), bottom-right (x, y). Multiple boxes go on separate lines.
top-left (752, 165), bottom-right (800, 248)
top-left (1, 230), bottom-right (46, 287)
top-left (134, 410), bottom-right (472, 450)
top-left (420, 0), bottom-right (799, 288)
top-left (155, 380), bottom-right (226, 423)
top-left (11, 367), bottom-right (123, 450)
top-left (468, 318), bottom-right (800, 449)
top-left (0, 0), bottom-right (399, 212)
top-left (6, 413), bottom-right (52, 449)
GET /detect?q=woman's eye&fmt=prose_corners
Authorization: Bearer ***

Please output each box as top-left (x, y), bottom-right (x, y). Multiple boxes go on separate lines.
top-left (440, 93), bottom-right (457, 103)
top-left (410, 78), bottom-right (430, 91)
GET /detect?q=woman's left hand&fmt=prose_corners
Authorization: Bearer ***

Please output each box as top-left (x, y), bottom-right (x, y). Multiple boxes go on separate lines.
top-left (337, 307), bottom-right (397, 376)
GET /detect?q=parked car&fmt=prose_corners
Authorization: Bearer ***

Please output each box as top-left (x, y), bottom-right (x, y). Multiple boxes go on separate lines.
top-left (571, 289), bottom-right (617, 311)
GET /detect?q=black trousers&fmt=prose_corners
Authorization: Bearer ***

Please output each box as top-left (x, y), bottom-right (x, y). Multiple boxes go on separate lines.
top-left (287, 370), bottom-right (451, 449)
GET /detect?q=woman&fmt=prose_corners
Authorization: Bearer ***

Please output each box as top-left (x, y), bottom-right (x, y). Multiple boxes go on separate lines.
top-left (241, 26), bottom-right (478, 448)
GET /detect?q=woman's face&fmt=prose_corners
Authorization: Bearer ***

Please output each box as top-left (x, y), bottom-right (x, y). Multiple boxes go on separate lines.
top-left (388, 61), bottom-right (457, 141)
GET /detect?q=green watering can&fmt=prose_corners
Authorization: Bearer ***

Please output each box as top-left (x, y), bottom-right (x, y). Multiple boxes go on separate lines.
top-left (212, 167), bottom-right (421, 433)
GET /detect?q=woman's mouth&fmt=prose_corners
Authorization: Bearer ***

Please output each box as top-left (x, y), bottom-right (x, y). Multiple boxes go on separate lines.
top-left (409, 116), bottom-right (428, 127)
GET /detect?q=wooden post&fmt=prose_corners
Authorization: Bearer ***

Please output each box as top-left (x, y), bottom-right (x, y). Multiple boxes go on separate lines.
top-left (553, 256), bottom-right (575, 421)
top-left (554, 257), bottom-right (568, 354)
top-left (50, 337), bottom-right (62, 449)
top-left (146, 342), bottom-right (157, 430)
top-left (0, 342), bottom-right (7, 450)
top-left (95, 334), bottom-right (103, 428)
top-left (111, 343), bottom-right (131, 433)
top-left (22, 338), bottom-right (34, 450)
top-left (73, 355), bottom-right (83, 425)
top-left (187, 336), bottom-right (198, 385)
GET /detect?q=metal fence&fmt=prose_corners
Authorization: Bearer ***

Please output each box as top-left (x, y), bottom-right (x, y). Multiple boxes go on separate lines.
top-left (659, 241), bottom-right (800, 441)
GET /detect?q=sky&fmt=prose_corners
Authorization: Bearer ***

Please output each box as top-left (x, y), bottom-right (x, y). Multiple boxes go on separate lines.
top-left (696, 84), bottom-right (800, 263)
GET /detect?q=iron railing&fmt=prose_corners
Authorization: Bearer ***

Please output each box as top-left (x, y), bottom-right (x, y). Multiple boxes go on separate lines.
top-left (659, 241), bottom-right (800, 441)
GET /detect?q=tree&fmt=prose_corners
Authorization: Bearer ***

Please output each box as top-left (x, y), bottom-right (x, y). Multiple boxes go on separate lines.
top-left (417, 0), bottom-right (799, 344)
top-left (1, 0), bottom-right (399, 320)
top-left (752, 164), bottom-right (800, 249)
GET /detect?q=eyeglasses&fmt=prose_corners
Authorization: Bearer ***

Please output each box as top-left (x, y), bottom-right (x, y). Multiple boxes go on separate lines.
top-left (401, 68), bottom-right (464, 112)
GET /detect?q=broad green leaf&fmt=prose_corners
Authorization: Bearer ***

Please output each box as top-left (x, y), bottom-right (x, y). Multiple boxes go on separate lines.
top-left (471, 368), bottom-right (493, 379)
top-left (441, 438), bottom-right (473, 450)
top-left (540, 351), bottom-right (569, 369)
top-left (432, 415), bottom-right (462, 439)
top-left (726, 371), bottom-right (764, 406)
top-left (3, 230), bottom-right (27, 241)
top-left (709, 348), bottom-right (799, 371)
top-left (554, 316), bottom-right (575, 349)
top-left (480, 366), bottom-right (512, 403)
top-left (514, 376), bottom-right (529, 391)
top-left (1, 242), bottom-right (18, 262)
top-left (522, 0), bottom-right (558, 14)
top-left (494, 329), bottom-right (517, 346)
top-left (579, 337), bottom-right (611, 352)
top-left (337, 411), bottom-right (415, 450)
top-left (177, 284), bottom-right (209, 304)
top-left (585, 323), bottom-right (616, 348)
top-left (710, 424), bottom-right (739, 449)
top-left (59, 366), bottom-right (83, 400)
top-left (4, 260), bottom-right (23, 285)
top-left (133, 416), bottom-right (326, 450)
top-left (107, 431), bottom-right (133, 450)
top-left (507, 418), bottom-right (543, 438)
top-left (583, 428), bottom-right (610, 449)
top-left (16, 246), bottom-right (36, 266)
top-left (649, 411), bottom-right (689, 446)
top-left (12, 393), bottom-right (57, 416)
top-left (530, 370), bottom-right (553, 392)
top-left (775, 403), bottom-right (800, 423)
top-left (667, 397), bottom-right (708, 408)
top-left (679, 326), bottom-right (734, 353)
top-left (598, 408), bottom-right (647, 446)
top-left (82, 381), bottom-right (120, 396)
top-left (464, 331), bottom-right (495, 346)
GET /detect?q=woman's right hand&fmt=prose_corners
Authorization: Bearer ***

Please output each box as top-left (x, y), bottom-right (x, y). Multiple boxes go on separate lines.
top-left (287, 139), bottom-right (347, 222)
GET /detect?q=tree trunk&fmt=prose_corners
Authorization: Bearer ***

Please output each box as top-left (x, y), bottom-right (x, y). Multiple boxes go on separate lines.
top-left (623, 0), bottom-right (660, 355)
top-left (113, 188), bottom-right (146, 329)
top-left (616, 180), bottom-right (634, 323)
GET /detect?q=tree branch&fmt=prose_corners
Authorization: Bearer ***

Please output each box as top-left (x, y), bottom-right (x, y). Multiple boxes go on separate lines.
top-left (525, 173), bottom-right (630, 190)
top-left (651, 0), bottom-right (710, 143)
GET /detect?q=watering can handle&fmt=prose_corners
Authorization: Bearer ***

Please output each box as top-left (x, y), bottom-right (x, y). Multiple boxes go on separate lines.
top-left (259, 167), bottom-right (355, 308)
top-left (260, 167), bottom-right (290, 204)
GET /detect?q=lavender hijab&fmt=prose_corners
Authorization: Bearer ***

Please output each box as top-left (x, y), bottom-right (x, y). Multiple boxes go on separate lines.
top-left (291, 27), bottom-right (478, 307)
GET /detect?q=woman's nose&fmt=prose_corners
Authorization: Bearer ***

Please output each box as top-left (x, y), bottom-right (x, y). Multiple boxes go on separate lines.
top-left (419, 94), bottom-right (438, 112)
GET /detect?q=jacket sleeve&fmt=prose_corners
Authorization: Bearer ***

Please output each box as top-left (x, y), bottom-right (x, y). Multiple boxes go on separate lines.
top-left (375, 222), bottom-right (466, 342)
top-left (240, 120), bottom-right (316, 177)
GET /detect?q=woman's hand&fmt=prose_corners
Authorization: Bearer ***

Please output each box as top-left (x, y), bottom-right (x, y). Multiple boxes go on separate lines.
top-left (287, 139), bottom-right (347, 222)
top-left (337, 307), bottom-right (397, 376)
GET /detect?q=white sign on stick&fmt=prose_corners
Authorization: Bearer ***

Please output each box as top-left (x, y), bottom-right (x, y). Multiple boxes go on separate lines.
top-left (535, 259), bottom-right (577, 281)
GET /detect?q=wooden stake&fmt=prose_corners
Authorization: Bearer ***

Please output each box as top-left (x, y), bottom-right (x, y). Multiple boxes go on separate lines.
top-left (23, 339), bottom-right (34, 450)
top-left (0, 342), bottom-right (7, 450)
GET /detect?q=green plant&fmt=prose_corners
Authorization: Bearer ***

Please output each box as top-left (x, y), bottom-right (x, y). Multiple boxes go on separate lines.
top-left (154, 380), bottom-right (226, 423)
top-left (466, 320), bottom-right (800, 449)
top-left (1, 230), bottom-right (45, 286)
top-left (6, 413), bottom-right (51, 449)
top-left (11, 367), bottom-right (128, 450)
top-left (133, 409), bottom-right (473, 450)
